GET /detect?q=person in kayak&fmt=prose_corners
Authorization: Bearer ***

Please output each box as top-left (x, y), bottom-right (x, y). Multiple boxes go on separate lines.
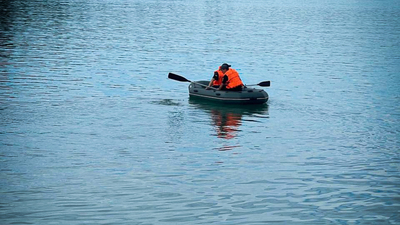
top-left (207, 63), bottom-right (244, 91)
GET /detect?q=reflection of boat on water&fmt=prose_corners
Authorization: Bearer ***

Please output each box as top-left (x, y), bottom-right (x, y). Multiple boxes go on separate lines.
top-left (189, 98), bottom-right (269, 140)
top-left (189, 98), bottom-right (269, 116)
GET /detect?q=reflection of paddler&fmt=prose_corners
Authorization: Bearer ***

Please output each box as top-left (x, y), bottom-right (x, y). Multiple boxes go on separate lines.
top-left (189, 98), bottom-right (269, 140)
top-left (211, 110), bottom-right (242, 139)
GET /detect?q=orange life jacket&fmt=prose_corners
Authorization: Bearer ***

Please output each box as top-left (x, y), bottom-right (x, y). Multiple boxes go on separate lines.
top-left (212, 67), bottom-right (224, 86)
top-left (212, 67), bottom-right (244, 89)
top-left (224, 68), bottom-right (243, 89)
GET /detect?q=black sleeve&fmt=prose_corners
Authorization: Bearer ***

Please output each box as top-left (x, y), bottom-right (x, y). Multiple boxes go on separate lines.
top-left (222, 75), bottom-right (228, 83)
top-left (213, 71), bottom-right (219, 80)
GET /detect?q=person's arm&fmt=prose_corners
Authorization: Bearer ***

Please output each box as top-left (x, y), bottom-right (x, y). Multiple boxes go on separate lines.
top-left (207, 71), bottom-right (219, 89)
top-left (219, 75), bottom-right (228, 90)
top-left (208, 78), bottom-right (215, 87)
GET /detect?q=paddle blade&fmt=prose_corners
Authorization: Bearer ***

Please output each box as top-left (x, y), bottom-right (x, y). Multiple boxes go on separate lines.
top-left (257, 81), bottom-right (271, 87)
top-left (168, 73), bottom-right (191, 82)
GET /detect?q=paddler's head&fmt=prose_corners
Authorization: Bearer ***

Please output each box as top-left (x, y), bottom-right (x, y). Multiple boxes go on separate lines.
top-left (220, 63), bottom-right (231, 73)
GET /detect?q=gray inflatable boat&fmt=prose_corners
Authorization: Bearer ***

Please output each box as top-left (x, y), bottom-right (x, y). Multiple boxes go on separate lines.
top-left (188, 81), bottom-right (268, 104)
top-left (168, 73), bottom-right (270, 104)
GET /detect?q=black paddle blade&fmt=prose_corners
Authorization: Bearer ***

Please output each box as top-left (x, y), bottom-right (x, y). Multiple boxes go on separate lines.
top-left (258, 81), bottom-right (271, 87)
top-left (168, 73), bottom-right (191, 82)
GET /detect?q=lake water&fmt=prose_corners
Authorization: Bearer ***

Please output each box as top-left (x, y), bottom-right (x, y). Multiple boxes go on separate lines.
top-left (1, 0), bottom-right (399, 224)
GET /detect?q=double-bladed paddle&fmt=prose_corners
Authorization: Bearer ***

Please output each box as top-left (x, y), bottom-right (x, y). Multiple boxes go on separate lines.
top-left (168, 72), bottom-right (271, 88)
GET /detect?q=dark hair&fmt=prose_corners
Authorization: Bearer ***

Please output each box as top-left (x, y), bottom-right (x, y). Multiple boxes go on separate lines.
top-left (220, 63), bottom-right (231, 70)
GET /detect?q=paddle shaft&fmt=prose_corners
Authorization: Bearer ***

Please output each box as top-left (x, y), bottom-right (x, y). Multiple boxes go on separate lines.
top-left (168, 73), bottom-right (218, 90)
top-left (245, 81), bottom-right (271, 87)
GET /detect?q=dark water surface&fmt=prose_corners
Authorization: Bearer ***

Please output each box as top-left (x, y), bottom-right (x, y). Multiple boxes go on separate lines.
top-left (1, 0), bottom-right (400, 224)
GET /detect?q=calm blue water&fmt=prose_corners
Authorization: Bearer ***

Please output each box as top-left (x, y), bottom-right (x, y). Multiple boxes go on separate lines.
top-left (1, 0), bottom-right (400, 224)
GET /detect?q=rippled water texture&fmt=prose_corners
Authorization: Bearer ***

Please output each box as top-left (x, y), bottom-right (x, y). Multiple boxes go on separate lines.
top-left (1, 0), bottom-right (400, 224)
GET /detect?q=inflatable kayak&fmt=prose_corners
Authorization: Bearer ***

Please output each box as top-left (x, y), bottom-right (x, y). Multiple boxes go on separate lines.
top-left (188, 81), bottom-right (268, 104)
